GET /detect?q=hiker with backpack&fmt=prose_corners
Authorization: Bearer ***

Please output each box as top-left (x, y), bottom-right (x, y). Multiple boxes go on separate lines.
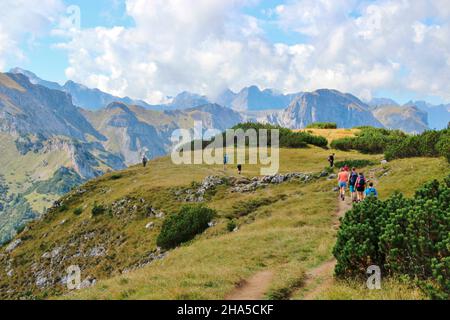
top-left (142, 155), bottom-right (148, 168)
top-left (355, 172), bottom-right (367, 202)
top-left (337, 167), bottom-right (349, 201)
top-left (348, 167), bottom-right (358, 203)
top-left (364, 182), bottom-right (378, 199)
top-left (237, 164), bottom-right (242, 175)
top-left (328, 153), bottom-right (335, 168)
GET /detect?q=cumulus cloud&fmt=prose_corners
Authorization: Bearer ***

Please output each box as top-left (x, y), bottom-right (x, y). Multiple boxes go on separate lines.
top-left (274, 0), bottom-right (450, 100)
top-left (58, 0), bottom-right (450, 103)
top-left (0, 0), bottom-right (64, 69)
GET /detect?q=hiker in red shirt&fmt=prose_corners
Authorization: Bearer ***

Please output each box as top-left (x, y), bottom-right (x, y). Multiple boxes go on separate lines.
top-left (337, 168), bottom-right (349, 201)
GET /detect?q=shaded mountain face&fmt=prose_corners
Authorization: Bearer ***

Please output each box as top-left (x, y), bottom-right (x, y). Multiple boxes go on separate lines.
top-left (265, 89), bottom-right (383, 129)
top-left (82, 102), bottom-right (168, 165)
top-left (225, 86), bottom-right (300, 111)
top-left (182, 103), bottom-right (244, 131)
top-left (169, 91), bottom-right (210, 109)
top-left (83, 102), bottom-right (243, 165)
top-left (368, 97), bottom-right (399, 108)
top-left (0, 73), bottom-right (103, 141)
top-left (405, 100), bottom-right (450, 130)
top-left (0, 72), bottom-right (242, 244)
top-left (10, 68), bottom-right (152, 111)
top-left (9, 68), bottom-right (62, 91)
top-left (0, 73), bottom-right (129, 243)
top-left (372, 105), bottom-right (429, 133)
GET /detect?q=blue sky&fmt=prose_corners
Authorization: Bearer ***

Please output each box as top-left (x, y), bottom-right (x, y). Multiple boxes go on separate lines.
top-left (1, 0), bottom-right (450, 105)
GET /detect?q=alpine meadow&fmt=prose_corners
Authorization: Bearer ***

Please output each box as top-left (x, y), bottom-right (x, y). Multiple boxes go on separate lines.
top-left (0, 0), bottom-right (449, 310)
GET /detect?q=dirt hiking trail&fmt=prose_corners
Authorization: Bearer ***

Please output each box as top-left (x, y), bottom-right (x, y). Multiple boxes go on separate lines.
top-left (225, 270), bottom-right (274, 300)
top-left (299, 197), bottom-right (352, 300)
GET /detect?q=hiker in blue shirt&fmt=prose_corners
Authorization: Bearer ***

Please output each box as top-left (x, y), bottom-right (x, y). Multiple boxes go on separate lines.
top-left (223, 154), bottom-right (229, 171)
top-left (364, 182), bottom-right (378, 198)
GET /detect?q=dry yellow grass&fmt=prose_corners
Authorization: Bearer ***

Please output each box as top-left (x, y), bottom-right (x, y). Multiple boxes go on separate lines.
top-left (295, 128), bottom-right (360, 143)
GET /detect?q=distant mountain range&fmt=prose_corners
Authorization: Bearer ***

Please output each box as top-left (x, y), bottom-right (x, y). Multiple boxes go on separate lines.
top-left (263, 89), bottom-right (383, 129)
top-left (0, 71), bottom-right (242, 243)
top-left (1, 67), bottom-right (449, 243)
top-left (10, 68), bottom-right (449, 131)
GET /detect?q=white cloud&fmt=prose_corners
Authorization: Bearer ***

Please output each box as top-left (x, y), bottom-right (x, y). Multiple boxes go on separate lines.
top-left (0, 0), bottom-right (64, 69)
top-left (59, 0), bottom-right (450, 103)
top-left (272, 0), bottom-right (450, 100)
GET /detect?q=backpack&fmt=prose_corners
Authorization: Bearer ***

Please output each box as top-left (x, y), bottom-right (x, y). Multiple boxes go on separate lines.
top-left (366, 188), bottom-right (377, 196)
top-left (349, 172), bottom-right (358, 184)
top-left (356, 176), bottom-right (366, 188)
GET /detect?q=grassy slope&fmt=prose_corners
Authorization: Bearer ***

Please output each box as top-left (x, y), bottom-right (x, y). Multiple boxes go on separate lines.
top-left (0, 134), bottom-right (71, 211)
top-left (63, 151), bottom-right (447, 300)
top-left (1, 125), bottom-right (447, 300)
top-left (0, 146), bottom-right (368, 299)
top-left (293, 157), bottom-right (449, 300)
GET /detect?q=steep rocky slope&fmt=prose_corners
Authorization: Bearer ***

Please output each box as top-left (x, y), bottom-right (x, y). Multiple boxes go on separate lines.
top-left (265, 89), bottom-right (383, 129)
top-left (372, 105), bottom-right (429, 133)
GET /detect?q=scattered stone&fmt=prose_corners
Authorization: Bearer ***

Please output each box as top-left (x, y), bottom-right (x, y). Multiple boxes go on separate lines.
top-left (155, 212), bottom-right (165, 219)
top-left (208, 221), bottom-right (216, 228)
top-left (328, 174), bottom-right (337, 180)
top-left (332, 187), bottom-right (339, 192)
top-left (79, 277), bottom-right (96, 289)
top-left (5, 239), bottom-right (21, 253)
top-left (6, 269), bottom-right (13, 277)
top-left (51, 246), bottom-right (63, 259)
top-left (35, 275), bottom-right (49, 289)
top-left (320, 170), bottom-right (329, 177)
top-left (89, 246), bottom-right (106, 257)
top-left (41, 252), bottom-right (51, 259)
top-left (381, 160), bottom-right (388, 164)
top-left (145, 222), bottom-right (154, 229)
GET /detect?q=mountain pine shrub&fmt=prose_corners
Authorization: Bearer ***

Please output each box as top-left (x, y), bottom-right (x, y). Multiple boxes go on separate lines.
top-left (306, 122), bottom-right (338, 129)
top-left (334, 159), bottom-right (376, 169)
top-left (332, 127), bottom-right (450, 164)
top-left (157, 205), bottom-right (216, 250)
top-left (334, 176), bottom-right (450, 299)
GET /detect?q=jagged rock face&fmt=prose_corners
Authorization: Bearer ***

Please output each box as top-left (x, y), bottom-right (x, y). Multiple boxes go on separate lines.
top-left (0, 73), bottom-right (103, 141)
top-left (84, 102), bottom-right (243, 166)
top-left (372, 105), bottom-right (429, 133)
top-left (265, 89), bottom-right (383, 129)
top-left (405, 100), bottom-right (450, 130)
top-left (184, 103), bottom-right (243, 131)
top-left (227, 86), bottom-right (300, 111)
top-left (169, 91), bottom-right (209, 109)
top-left (9, 68), bottom-right (151, 111)
top-left (62, 81), bottom-right (150, 111)
top-left (87, 102), bottom-right (168, 165)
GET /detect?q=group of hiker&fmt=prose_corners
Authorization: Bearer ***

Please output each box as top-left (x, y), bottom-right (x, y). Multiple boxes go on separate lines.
top-left (331, 154), bottom-right (378, 203)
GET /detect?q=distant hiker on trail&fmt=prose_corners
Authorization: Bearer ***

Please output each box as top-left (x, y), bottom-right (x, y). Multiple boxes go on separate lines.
top-left (142, 155), bottom-right (148, 168)
top-left (338, 167), bottom-right (349, 201)
top-left (328, 153), bottom-right (335, 168)
top-left (237, 164), bottom-right (242, 175)
top-left (223, 154), bottom-right (229, 171)
top-left (364, 182), bottom-right (378, 199)
top-left (348, 167), bottom-right (358, 203)
top-left (355, 172), bottom-right (367, 202)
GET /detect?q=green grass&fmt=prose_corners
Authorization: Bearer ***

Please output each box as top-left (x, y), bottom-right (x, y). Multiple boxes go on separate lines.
top-left (0, 143), bottom-right (447, 300)
top-left (316, 278), bottom-right (426, 300)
